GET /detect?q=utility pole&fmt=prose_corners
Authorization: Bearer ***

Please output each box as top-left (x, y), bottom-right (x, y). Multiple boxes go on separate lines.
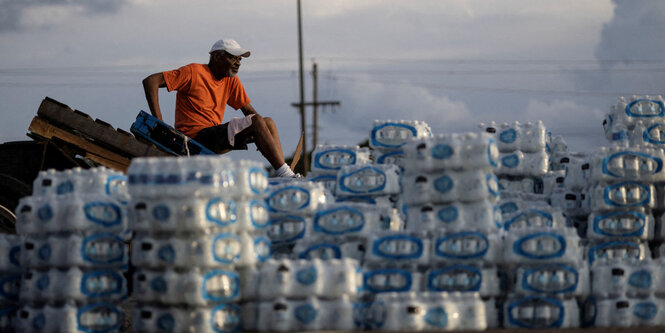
top-left (291, 60), bottom-right (340, 162)
top-left (296, 0), bottom-right (307, 174)
top-left (312, 61), bottom-right (318, 148)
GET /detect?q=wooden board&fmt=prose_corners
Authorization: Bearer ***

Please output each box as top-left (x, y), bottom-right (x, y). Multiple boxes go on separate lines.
top-left (37, 97), bottom-right (170, 158)
top-left (28, 117), bottom-right (131, 171)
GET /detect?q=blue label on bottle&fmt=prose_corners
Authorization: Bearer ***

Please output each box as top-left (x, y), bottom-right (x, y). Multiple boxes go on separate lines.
top-left (157, 314), bottom-right (175, 332)
top-left (434, 231), bottom-right (489, 260)
top-left (424, 307), bottom-right (448, 328)
top-left (370, 123), bottom-right (418, 148)
top-left (157, 245), bottom-right (176, 264)
top-left (313, 206), bottom-right (365, 235)
top-left (633, 302), bottom-right (658, 320)
top-left (521, 264), bottom-right (578, 294)
top-left (314, 148), bottom-right (357, 170)
top-left (513, 232), bottom-right (566, 260)
top-left (296, 266), bottom-right (318, 286)
top-left (84, 202), bottom-right (123, 227)
top-left (628, 270), bottom-right (652, 289)
top-left (433, 175), bottom-right (453, 194)
top-left (507, 296), bottom-right (565, 329)
top-left (437, 206), bottom-right (458, 223)
top-left (37, 204), bottom-right (53, 222)
top-left (294, 304), bottom-right (317, 324)
top-left (499, 128), bottom-right (517, 143)
top-left (372, 234), bottom-right (423, 260)
top-left (431, 144), bottom-right (454, 160)
top-left (298, 243), bottom-right (342, 260)
top-left (76, 302), bottom-right (123, 333)
top-left (202, 270), bottom-right (239, 302)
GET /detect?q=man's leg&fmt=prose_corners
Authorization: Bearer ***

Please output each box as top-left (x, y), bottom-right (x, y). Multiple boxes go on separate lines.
top-left (235, 114), bottom-right (287, 171)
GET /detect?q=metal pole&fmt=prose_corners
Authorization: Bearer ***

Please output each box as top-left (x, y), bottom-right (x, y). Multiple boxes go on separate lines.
top-left (297, 0), bottom-right (308, 173)
top-left (312, 61), bottom-right (318, 149)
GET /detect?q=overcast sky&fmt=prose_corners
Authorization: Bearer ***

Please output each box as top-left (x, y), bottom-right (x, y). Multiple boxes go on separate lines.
top-left (0, 0), bottom-right (663, 164)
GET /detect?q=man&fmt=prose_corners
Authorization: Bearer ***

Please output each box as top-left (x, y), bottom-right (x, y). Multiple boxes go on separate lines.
top-left (143, 38), bottom-right (298, 177)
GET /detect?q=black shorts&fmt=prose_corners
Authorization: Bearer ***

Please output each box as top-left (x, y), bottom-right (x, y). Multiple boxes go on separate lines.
top-left (193, 123), bottom-right (248, 154)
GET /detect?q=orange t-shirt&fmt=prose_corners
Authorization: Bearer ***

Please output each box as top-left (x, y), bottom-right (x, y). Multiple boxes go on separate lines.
top-left (163, 63), bottom-right (250, 138)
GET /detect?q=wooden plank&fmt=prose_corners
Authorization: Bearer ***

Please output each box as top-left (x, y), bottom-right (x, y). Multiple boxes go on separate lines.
top-left (28, 117), bottom-right (131, 171)
top-left (37, 97), bottom-right (170, 157)
top-left (85, 152), bottom-right (129, 172)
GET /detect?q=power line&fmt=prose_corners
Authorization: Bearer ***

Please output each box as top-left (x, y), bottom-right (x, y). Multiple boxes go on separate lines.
top-left (333, 75), bottom-right (664, 97)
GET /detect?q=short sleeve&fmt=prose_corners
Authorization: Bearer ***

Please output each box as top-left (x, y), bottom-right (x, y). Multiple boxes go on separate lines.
top-left (163, 64), bottom-right (193, 92)
top-left (227, 77), bottom-right (251, 110)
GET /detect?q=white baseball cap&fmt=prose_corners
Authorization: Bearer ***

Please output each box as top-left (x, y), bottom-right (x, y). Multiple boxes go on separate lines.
top-left (209, 38), bottom-right (251, 57)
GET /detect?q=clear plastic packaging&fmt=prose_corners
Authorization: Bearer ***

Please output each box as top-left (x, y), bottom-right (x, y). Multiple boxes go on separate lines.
top-left (131, 232), bottom-right (271, 269)
top-left (503, 294), bottom-right (579, 329)
top-left (19, 267), bottom-right (127, 303)
top-left (425, 265), bottom-right (501, 297)
top-left (127, 156), bottom-right (269, 198)
top-left (365, 231), bottom-right (430, 266)
top-left (129, 196), bottom-right (270, 234)
top-left (586, 240), bottom-right (651, 266)
top-left (132, 303), bottom-right (242, 333)
top-left (587, 181), bottom-right (656, 212)
top-left (590, 258), bottom-right (659, 299)
top-left (254, 258), bottom-right (360, 300)
top-left (405, 199), bottom-right (501, 231)
top-left (254, 296), bottom-right (356, 331)
top-left (586, 210), bottom-right (654, 240)
top-left (132, 268), bottom-right (241, 306)
top-left (32, 167), bottom-right (129, 203)
top-left (16, 303), bottom-right (124, 333)
top-left (479, 120), bottom-right (548, 153)
top-left (21, 233), bottom-right (128, 269)
top-left (497, 150), bottom-right (549, 177)
top-left (16, 194), bottom-right (127, 236)
top-left (369, 120), bottom-right (432, 150)
top-left (0, 234), bottom-right (22, 273)
top-left (431, 230), bottom-right (504, 264)
top-left (336, 164), bottom-right (401, 196)
top-left (402, 170), bottom-right (500, 205)
top-left (503, 227), bottom-right (582, 265)
top-left (403, 132), bottom-right (499, 172)
top-left (590, 147), bottom-right (665, 183)
top-left (512, 263), bottom-right (589, 297)
top-left (266, 182), bottom-right (328, 215)
top-left (584, 296), bottom-right (665, 327)
top-left (365, 292), bottom-right (493, 331)
top-left (311, 145), bottom-right (371, 173)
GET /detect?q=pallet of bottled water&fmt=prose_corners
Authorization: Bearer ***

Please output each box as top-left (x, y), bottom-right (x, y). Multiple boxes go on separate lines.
top-left (15, 167), bottom-right (130, 333)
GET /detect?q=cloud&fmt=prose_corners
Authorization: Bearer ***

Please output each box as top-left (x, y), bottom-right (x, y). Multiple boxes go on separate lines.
top-left (315, 75), bottom-right (471, 145)
top-left (575, 0), bottom-right (665, 94)
top-left (0, 0), bottom-right (126, 32)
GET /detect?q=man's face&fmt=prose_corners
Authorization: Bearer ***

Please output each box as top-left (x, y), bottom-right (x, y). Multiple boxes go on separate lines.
top-left (213, 51), bottom-right (242, 77)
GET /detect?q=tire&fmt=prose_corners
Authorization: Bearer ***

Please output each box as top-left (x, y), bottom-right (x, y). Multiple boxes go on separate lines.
top-left (0, 174), bottom-right (32, 234)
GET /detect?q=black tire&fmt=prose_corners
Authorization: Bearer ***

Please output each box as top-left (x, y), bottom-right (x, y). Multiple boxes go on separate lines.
top-left (0, 174), bottom-right (32, 234)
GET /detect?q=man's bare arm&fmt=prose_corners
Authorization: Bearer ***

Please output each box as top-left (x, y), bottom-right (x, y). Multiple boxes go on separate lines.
top-left (142, 73), bottom-right (167, 121)
top-left (240, 103), bottom-right (258, 117)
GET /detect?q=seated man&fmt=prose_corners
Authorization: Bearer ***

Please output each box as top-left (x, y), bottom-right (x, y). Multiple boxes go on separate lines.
top-left (143, 38), bottom-right (298, 177)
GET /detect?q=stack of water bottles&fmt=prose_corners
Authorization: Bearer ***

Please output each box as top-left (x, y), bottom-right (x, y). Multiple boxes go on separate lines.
top-left (15, 167), bottom-right (131, 333)
top-left (354, 130), bottom-right (503, 331)
top-left (603, 95), bottom-right (665, 148)
top-left (306, 144), bottom-right (371, 194)
top-left (580, 145), bottom-right (664, 327)
top-left (368, 119), bottom-right (432, 173)
top-left (500, 198), bottom-right (587, 329)
top-left (0, 233), bottom-right (22, 332)
top-left (126, 156), bottom-right (271, 333)
top-left (247, 174), bottom-right (362, 331)
top-left (478, 121), bottom-right (550, 196)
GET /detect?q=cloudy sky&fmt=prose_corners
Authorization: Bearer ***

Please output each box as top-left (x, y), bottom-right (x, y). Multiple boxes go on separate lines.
top-left (0, 0), bottom-right (663, 164)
